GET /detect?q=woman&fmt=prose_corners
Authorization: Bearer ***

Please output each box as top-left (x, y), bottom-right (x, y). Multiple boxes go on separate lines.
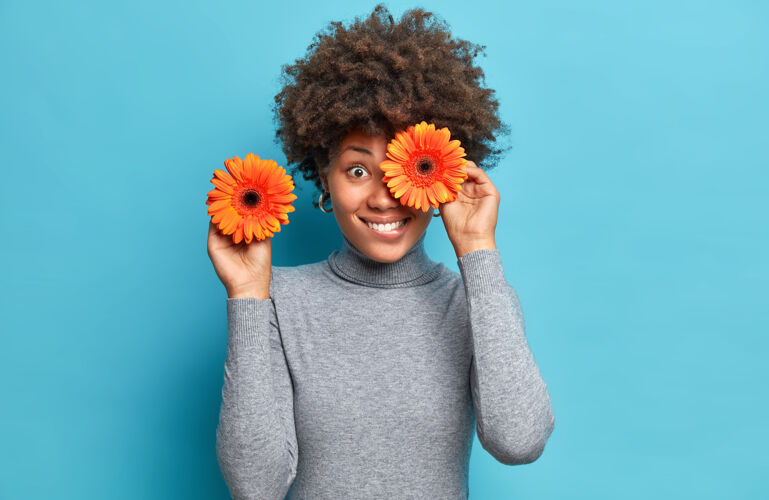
top-left (207, 5), bottom-right (555, 499)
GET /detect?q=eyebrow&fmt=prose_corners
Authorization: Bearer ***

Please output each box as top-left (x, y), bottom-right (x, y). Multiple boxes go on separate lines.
top-left (341, 145), bottom-right (373, 156)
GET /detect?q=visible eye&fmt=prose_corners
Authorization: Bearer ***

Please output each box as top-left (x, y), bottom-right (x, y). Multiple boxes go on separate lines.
top-left (347, 164), bottom-right (370, 179)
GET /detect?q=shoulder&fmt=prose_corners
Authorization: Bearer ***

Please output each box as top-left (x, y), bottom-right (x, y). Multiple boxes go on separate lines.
top-left (429, 263), bottom-right (467, 301)
top-left (268, 260), bottom-right (330, 298)
top-left (436, 263), bottom-right (462, 286)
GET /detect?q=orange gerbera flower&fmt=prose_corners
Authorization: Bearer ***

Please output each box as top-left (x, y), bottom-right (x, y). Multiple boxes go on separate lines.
top-left (379, 121), bottom-right (469, 212)
top-left (206, 153), bottom-right (297, 244)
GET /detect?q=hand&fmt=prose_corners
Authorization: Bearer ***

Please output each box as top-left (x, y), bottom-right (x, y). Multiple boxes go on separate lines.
top-left (438, 161), bottom-right (500, 258)
top-left (207, 221), bottom-right (272, 298)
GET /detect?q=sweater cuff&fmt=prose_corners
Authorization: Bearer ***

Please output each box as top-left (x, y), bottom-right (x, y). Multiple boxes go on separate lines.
top-left (226, 297), bottom-right (274, 348)
top-left (457, 248), bottom-right (509, 297)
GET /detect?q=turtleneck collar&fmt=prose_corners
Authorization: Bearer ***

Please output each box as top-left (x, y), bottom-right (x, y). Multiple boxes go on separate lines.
top-left (327, 231), bottom-right (443, 288)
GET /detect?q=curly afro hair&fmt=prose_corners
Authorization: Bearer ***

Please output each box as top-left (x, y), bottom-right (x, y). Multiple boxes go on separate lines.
top-left (272, 3), bottom-right (510, 208)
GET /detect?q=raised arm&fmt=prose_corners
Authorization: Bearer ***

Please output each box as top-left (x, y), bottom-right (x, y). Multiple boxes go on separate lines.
top-left (216, 297), bottom-right (298, 499)
top-left (457, 249), bottom-right (555, 465)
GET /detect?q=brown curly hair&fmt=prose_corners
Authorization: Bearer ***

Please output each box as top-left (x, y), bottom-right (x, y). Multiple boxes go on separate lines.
top-left (272, 3), bottom-right (510, 208)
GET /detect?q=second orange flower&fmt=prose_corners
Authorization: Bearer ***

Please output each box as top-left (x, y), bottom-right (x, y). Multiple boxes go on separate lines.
top-left (206, 153), bottom-right (297, 244)
top-left (379, 121), bottom-right (469, 212)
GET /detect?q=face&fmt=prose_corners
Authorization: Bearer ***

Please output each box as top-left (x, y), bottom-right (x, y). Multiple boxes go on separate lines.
top-left (321, 129), bottom-right (434, 263)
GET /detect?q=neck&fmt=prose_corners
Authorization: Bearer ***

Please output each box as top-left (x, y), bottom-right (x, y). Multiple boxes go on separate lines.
top-left (327, 231), bottom-right (442, 288)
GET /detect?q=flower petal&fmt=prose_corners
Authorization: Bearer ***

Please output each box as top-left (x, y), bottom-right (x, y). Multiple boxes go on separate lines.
top-left (399, 128), bottom-right (417, 153)
top-left (222, 210), bottom-right (241, 232)
top-left (213, 168), bottom-right (236, 186)
top-left (425, 124), bottom-right (440, 150)
top-left (232, 225), bottom-right (244, 244)
top-left (393, 183), bottom-right (410, 199)
top-left (441, 139), bottom-right (463, 156)
top-left (407, 186), bottom-right (419, 208)
top-left (386, 175), bottom-right (409, 188)
top-left (260, 213), bottom-right (276, 231)
top-left (426, 185), bottom-right (438, 207)
top-left (208, 199), bottom-right (232, 213)
top-left (211, 210), bottom-right (226, 224)
top-left (244, 153), bottom-right (260, 181)
top-left (387, 141), bottom-right (410, 163)
top-left (414, 123), bottom-right (424, 149)
top-left (244, 218), bottom-right (254, 242)
top-left (225, 157), bottom-right (245, 183)
top-left (420, 190), bottom-right (429, 212)
top-left (207, 188), bottom-right (230, 200)
top-left (380, 160), bottom-right (404, 175)
top-left (433, 181), bottom-right (450, 202)
top-left (269, 194), bottom-right (298, 203)
top-left (211, 177), bottom-right (234, 194)
top-left (436, 127), bottom-right (451, 149)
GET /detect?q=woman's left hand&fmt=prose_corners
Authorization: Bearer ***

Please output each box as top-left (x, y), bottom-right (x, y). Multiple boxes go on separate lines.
top-left (438, 161), bottom-right (500, 258)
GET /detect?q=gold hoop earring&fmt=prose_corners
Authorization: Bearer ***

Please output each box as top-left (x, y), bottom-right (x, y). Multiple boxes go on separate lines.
top-left (319, 190), bottom-right (333, 213)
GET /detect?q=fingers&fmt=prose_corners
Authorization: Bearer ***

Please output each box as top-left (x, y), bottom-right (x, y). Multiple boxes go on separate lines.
top-left (209, 220), bottom-right (220, 238)
top-left (463, 160), bottom-right (490, 184)
top-left (209, 220), bottom-right (227, 242)
top-left (461, 160), bottom-right (500, 199)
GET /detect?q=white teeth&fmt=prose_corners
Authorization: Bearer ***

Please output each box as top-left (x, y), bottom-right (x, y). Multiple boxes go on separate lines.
top-left (366, 219), bottom-right (406, 232)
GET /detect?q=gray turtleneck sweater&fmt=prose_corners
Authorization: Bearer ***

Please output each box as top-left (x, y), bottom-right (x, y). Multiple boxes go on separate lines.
top-left (216, 232), bottom-right (555, 499)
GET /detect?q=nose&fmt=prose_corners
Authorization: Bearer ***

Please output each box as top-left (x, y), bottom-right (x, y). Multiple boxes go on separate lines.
top-left (367, 171), bottom-right (400, 210)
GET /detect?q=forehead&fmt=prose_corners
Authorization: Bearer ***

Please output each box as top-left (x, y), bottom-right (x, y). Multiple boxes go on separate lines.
top-left (339, 129), bottom-right (387, 150)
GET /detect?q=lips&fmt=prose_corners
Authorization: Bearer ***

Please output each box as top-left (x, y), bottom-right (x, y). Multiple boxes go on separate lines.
top-left (358, 216), bottom-right (410, 224)
top-left (357, 215), bottom-right (410, 239)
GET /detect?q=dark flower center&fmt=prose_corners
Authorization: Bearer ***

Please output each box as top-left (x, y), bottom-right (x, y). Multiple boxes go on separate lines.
top-left (416, 157), bottom-right (435, 175)
top-left (242, 189), bottom-right (261, 207)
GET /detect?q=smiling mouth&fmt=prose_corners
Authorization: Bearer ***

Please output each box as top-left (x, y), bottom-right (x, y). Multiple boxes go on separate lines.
top-left (358, 216), bottom-right (410, 233)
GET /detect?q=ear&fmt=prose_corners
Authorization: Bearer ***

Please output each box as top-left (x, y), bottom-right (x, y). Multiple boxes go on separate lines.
top-left (319, 172), bottom-right (330, 192)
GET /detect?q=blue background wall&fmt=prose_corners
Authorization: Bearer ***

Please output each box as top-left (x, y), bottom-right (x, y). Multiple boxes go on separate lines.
top-left (1, 0), bottom-right (766, 498)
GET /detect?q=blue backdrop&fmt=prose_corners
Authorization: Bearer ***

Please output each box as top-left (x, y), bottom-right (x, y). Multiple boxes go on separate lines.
top-left (1, 0), bottom-right (766, 498)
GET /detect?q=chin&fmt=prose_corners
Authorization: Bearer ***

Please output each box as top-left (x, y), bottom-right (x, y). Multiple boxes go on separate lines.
top-left (364, 244), bottom-right (407, 263)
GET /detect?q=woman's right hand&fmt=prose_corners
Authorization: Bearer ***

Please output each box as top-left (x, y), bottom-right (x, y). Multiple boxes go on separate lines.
top-left (207, 221), bottom-right (272, 299)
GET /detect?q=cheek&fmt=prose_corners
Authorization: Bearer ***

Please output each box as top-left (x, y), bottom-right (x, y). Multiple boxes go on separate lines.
top-left (412, 210), bottom-right (433, 228)
top-left (332, 188), bottom-right (366, 215)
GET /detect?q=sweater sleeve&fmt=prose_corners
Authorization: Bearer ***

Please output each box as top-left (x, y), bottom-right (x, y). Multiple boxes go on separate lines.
top-left (457, 249), bottom-right (555, 465)
top-left (216, 297), bottom-right (298, 499)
